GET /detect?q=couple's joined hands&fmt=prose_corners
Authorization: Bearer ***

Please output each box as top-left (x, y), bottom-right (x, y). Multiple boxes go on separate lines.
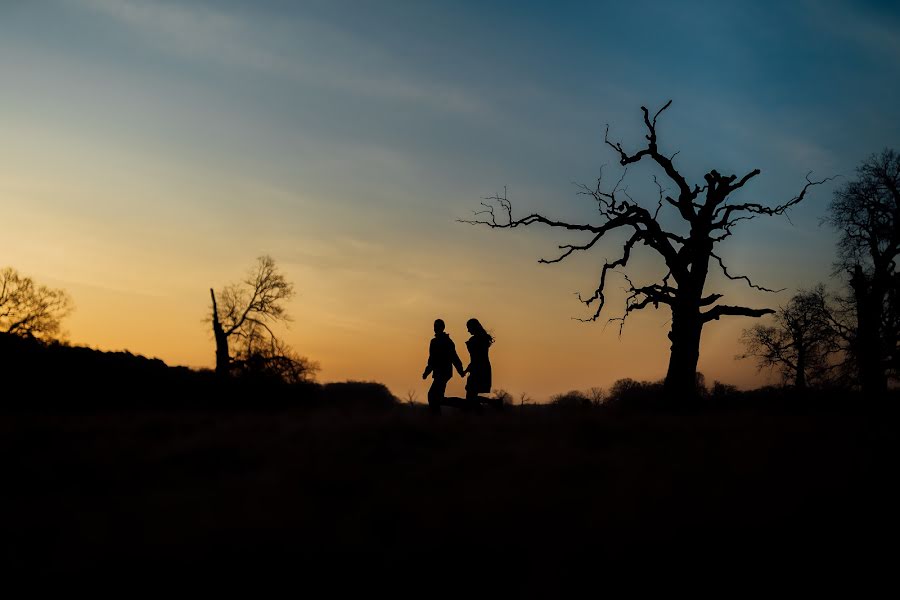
top-left (421, 367), bottom-right (469, 379)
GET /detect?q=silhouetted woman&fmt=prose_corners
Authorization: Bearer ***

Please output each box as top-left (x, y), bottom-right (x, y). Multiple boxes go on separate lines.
top-left (463, 318), bottom-right (499, 408)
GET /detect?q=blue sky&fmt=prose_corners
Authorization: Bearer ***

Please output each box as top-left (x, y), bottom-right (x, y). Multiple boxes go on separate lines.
top-left (1, 0), bottom-right (898, 397)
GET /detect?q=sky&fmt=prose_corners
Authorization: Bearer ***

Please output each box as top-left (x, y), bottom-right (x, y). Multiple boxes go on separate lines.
top-left (2, 0), bottom-right (899, 400)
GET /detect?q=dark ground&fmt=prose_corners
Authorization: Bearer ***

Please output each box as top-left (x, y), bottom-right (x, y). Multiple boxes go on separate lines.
top-left (2, 398), bottom-right (897, 588)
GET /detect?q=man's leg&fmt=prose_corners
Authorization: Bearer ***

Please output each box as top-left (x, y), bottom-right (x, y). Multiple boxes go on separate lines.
top-left (428, 377), bottom-right (448, 415)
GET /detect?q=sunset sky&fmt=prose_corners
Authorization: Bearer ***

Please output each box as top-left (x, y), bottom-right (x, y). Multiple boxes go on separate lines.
top-left (2, 0), bottom-right (899, 400)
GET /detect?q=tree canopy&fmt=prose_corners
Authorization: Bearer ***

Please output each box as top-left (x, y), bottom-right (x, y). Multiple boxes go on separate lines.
top-left (0, 267), bottom-right (72, 341)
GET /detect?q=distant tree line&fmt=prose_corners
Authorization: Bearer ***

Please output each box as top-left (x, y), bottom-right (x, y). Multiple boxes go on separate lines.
top-left (741, 149), bottom-right (900, 395)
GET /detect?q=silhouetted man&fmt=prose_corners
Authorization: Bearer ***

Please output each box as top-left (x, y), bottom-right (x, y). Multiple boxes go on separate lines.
top-left (422, 319), bottom-right (464, 415)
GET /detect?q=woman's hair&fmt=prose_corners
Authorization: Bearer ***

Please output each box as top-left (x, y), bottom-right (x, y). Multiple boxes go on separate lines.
top-left (466, 318), bottom-right (494, 346)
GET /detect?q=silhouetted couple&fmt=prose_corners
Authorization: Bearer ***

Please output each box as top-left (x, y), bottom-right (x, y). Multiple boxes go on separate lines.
top-left (422, 318), bottom-right (500, 415)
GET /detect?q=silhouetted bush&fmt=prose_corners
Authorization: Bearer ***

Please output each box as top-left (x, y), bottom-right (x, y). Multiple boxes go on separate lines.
top-left (549, 390), bottom-right (594, 410)
top-left (603, 378), bottom-right (667, 411)
top-left (492, 388), bottom-right (515, 408)
top-left (319, 381), bottom-right (399, 412)
top-left (708, 381), bottom-right (739, 400)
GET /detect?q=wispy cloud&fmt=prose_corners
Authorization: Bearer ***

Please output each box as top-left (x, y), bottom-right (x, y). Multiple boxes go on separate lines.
top-left (803, 0), bottom-right (900, 66)
top-left (71, 0), bottom-right (488, 115)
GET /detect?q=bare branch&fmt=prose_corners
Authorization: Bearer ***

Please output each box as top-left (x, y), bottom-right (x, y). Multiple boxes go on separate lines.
top-left (711, 214), bottom-right (757, 242)
top-left (605, 101), bottom-right (695, 216)
top-left (605, 272), bottom-right (673, 336)
top-left (730, 169), bottom-right (761, 193)
top-left (463, 185), bottom-right (683, 273)
top-left (710, 252), bottom-right (783, 293)
top-left (651, 99), bottom-right (673, 126)
top-left (575, 232), bottom-right (643, 321)
top-left (653, 175), bottom-right (666, 219)
top-left (699, 293), bottom-right (724, 306)
top-left (703, 305), bottom-right (775, 323)
top-left (713, 172), bottom-right (836, 228)
top-left (540, 233), bottom-right (604, 264)
top-left (459, 193), bottom-right (605, 235)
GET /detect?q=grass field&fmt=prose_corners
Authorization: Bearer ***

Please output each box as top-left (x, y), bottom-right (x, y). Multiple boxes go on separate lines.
top-left (3, 398), bottom-right (896, 585)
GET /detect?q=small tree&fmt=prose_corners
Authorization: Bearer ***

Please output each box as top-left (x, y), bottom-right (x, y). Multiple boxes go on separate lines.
top-left (739, 286), bottom-right (840, 388)
top-left (464, 101), bottom-right (828, 398)
top-left (0, 267), bottom-right (72, 340)
top-left (209, 255), bottom-right (306, 380)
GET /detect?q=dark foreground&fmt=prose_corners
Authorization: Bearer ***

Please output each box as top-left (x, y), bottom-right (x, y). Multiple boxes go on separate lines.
top-left (2, 399), bottom-right (897, 588)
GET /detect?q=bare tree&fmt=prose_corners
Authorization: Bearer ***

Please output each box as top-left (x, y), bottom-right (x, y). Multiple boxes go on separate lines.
top-left (739, 286), bottom-right (840, 389)
top-left (825, 149), bottom-right (900, 394)
top-left (463, 101), bottom-right (829, 398)
top-left (0, 267), bottom-right (72, 340)
top-left (209, 255), bottom-right (298, 378)
top-left (586, 387), bottom-right (605, 406)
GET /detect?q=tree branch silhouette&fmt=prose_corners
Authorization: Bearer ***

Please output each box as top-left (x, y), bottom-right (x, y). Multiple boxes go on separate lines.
top-left (0, 267), bottom-right (73, 341)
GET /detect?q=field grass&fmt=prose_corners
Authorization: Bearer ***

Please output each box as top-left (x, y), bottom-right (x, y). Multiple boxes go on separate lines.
top-left (2, 398), bottom-right (896, 586)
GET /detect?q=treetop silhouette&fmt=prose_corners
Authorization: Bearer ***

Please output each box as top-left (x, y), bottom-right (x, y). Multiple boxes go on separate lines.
top-left (739, 285), bottom-right (841, 389)
top-left (825, 148), bottom-right (900, 394)
top-left (463, 100), bottom-right (831, 398)
top-left (0, 266), bottom-right (72, 341)
top-left (209, 255), bottom-right (315, 382)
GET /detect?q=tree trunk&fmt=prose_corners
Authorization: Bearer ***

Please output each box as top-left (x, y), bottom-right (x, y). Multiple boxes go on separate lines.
top-left (851, 266), bottom-right (887, 396)
top-left (663, 308), bottom-right (703, 400)
top-left (210, 288), bottom-right (230, 377)
top-left (794, 350), bottom-right (807, 389)
top-left (788, 326), bottom-right (807, 390)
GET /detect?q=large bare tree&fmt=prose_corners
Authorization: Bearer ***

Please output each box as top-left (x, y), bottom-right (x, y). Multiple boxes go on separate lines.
top-left (463, 101), bottom-right (828, 398)
top-left (209, 255), bottom-right (295, 378)
top-left (0, 267), bottom-right (72, 340)
top-left (825, 149), bottom-right (900, 395)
